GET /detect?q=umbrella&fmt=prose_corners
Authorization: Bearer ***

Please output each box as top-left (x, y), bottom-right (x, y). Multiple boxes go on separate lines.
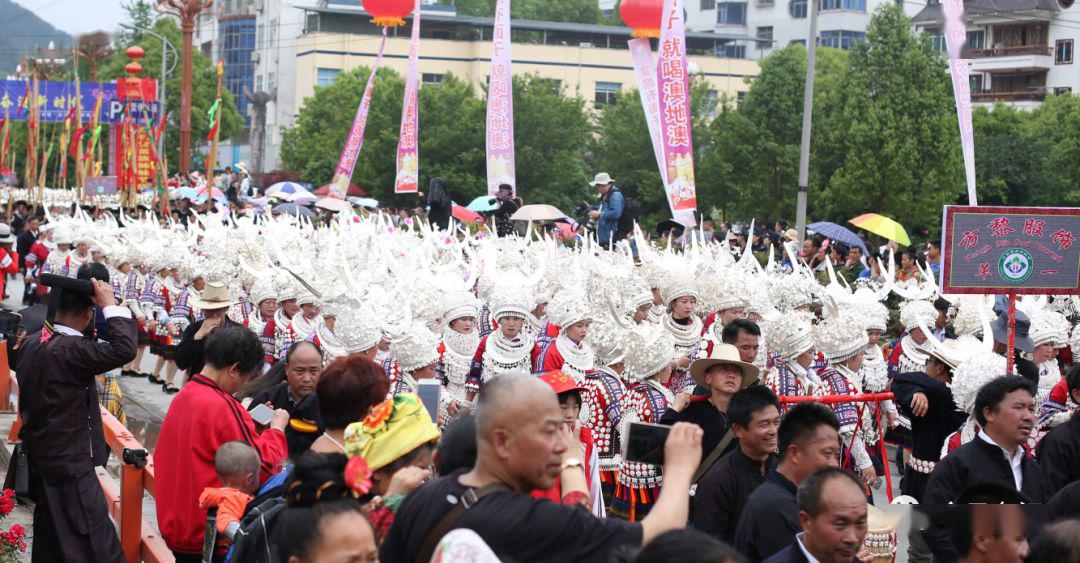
top-left (510, 204), bottom-right (567, 222)
top-left (171, 187), bottom-right (199, 200)
top-left (286, 191), bottom-right (318, 204)
top-left (315, 183), bottom-right (369, 197)
top-left (316, 197), bottom-right (351, 212)
top-left (849, 213), bottom-right (911, 246)
top-left (348, 197), bottom-right (379, 209)
top-left (452, 204), bottom-right (484, 224)
top-left (272, 203), bottom-right (315, 217)
top-left (554, 221), bottom-right (579, 240)
top-left (197, 186), bottom-right (227, 203)
top-left (807, 222), bottom-right (869, 255)
top-left (467, 195), bottom-right (499, 212)
top-left (265, 181), bottom-right (312, 198)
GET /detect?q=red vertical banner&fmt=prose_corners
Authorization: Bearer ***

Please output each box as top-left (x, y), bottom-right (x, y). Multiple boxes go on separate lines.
top-left (656, 0), bottom-right (697, 218)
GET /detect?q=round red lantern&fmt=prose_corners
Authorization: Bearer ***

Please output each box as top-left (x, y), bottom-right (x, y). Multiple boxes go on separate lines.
top-left (362, 0), bottom-right (415, 27)
top-left (125, 45), bottom-right (145, 61)
top-left (620, 0), bottom-right (664, 38)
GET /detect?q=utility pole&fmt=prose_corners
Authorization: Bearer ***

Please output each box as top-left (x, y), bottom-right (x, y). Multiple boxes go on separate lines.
top-left (157, 0), bottom-right (214, 174)
top-left (795, 0), bottom-right (819, 243)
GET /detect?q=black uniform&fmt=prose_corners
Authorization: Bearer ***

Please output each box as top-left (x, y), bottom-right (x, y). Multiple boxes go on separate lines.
top-left (1035, 414), bottom-right (1080, 491)
top-left (173, 317), bottom-right (241, 377)
top-left (16, 310), bottom-right (137, 562)
top-left (890, 371), bottom-right (968, 501)
top-left (733, 471), bottom-right (801, 562)
top-left (923, 434), bottom-right (1049, 504)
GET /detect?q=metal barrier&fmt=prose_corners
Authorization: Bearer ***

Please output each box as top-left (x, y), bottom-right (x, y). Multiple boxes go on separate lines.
top-left (0, 344), bottom-right (174, 562)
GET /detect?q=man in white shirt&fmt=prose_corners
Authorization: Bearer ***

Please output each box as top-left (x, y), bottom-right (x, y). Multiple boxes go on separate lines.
top-left (762, 467), bottom-right (868, 563)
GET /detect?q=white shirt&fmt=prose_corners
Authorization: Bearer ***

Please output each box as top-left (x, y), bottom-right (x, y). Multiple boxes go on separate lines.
top-left (978, 429), bottom-right (1024, 490)
top-left (795, 532), bottom-right (822, 563)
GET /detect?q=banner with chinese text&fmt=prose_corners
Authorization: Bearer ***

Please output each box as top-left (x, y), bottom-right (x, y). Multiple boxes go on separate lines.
top-left (0, 80), bottom-right (160, 126)
top-left (395, 0), bottom-right (421, 194)
top-left (942, 206), bottom-right (1080, 295)
top-left (656, 0), bottom-right (697, 219)
top-left (485, 0), bottom-right (515, 196)
top-left (331, 29), bottom-right (388, 197)
top-left (941, 0), bottom-right (977, 205)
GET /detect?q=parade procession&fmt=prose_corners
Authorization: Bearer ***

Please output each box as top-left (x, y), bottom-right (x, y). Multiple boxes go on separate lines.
top-left (1, 0), bottom-right (1080, 561)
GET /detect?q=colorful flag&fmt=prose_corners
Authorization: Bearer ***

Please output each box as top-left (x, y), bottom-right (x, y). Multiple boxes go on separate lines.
top-left (394, 0), bottom-right (422, 194)
top-left (485, 0), bottom-right (515, 196)
top-left (656, 0), bottom-right (697, 221)
top-left (331, 28), bottom-right (389, 195)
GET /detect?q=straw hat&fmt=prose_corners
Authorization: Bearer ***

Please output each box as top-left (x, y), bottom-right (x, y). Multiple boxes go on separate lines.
top-left (589, 172), bottom-right (614, 186)
top-left (689, 342), bottom-right (758, 389)
top-left (188, 282), bottom-right (236, 311)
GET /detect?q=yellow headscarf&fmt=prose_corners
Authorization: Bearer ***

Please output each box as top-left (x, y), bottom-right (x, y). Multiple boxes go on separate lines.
top-left (343, 393), bottom-right (441, 471)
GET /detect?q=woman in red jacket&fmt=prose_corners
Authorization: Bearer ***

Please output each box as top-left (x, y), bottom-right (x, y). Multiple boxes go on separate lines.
top-left (0, 224), bottom-right (19, 302)
top-left (155, 327), bottom-right (290, 561)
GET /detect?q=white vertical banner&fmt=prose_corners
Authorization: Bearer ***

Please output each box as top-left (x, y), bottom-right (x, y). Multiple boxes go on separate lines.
top-left (941, 0), bottom-right (977, 205)
top-left (485, 0), bottom-right (516, 196)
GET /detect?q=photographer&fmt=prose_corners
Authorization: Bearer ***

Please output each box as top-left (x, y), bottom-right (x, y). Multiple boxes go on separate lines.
top-left (16, 276), bottom-right (136, 561)
top-left (490, 184), bottom-right (521, 238)
top-left (586, 173), bottom-right (623, 247)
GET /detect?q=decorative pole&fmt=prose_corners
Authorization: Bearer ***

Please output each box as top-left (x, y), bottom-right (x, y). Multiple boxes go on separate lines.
top-left (156, 0), bottom-right (213, 174)
top-left (206, 60), bottom-right (223, 181)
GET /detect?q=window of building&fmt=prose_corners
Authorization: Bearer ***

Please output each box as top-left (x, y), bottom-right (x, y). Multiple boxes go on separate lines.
top-left (719, 44), bottom-right (747, 58)
top-left (819, 30), bottom-right (865, 49)
top-left (702, 0), bottom-right (717, 9)
top-left (705, 89), bottom-right (719, 117)
top-left (969, 74), bottom-right (983, 92)
top-left (737, 90), bottom-right (747, 107)
top-left (1054, 86), bottom-right (1073, 95)
top-left (717, 3), bottom-right (747, 24)
top-left (967, 30), bottom-right (985, 50)
top-left (820, 0), bottom-right (866, 10)
top-left (926, 28), bottom-right (946, 52)
top-left (255, 75), bottom-right (262, 92)
top-left (269, 19), bottom-right (276, 48)
top-left (316, 67), bottom-right (341, 87)
top-left (422, 73), bottom-right (445, 84)
top-left (789, 0), bottom-right (808, 18)
top-left (790, 39), bottom-right (807, 46)
top-left (756, 26), bottom-right (773, 50)
top-left (256, 23), bottom-right (264, 49)
top-left (595, 81), bottom-right (621, 106)
top-left (756, 0), bottom-right (774, 6)
top-left (1056, 39), bottom-right (1073, 64)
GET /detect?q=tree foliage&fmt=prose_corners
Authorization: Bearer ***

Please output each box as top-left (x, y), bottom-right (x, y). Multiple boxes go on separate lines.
top-left (117, 0), bottom-right (156, 47)
top-left (97, 17), bottom-right (244, 175)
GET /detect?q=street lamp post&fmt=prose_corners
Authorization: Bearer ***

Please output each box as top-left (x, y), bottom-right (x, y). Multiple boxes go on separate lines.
top-left (795, 0), bottom-right (819, 244)
top-left (156, 0), bottom-right (214, 174)
top-left (119, 23), bottom-right (178, 161)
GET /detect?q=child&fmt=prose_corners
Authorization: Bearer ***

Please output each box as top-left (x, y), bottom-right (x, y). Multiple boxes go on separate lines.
top-left (199, 441), bottom-right (260, 542)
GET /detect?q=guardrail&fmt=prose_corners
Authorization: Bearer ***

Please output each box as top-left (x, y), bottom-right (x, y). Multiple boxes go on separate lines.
top-left (971, 45), bottom-right (1052, 57)
top-left (0, 344), bottom-right (174, 563)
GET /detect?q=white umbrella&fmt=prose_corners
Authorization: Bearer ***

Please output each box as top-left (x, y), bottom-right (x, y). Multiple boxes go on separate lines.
top-left (348, 197), bottom-right (379, 208)
top-left (286, 191), bottom-right (318, 204)
top-left (315, 197), bottom-right (351, 212)
top-left (510, 204), bottom-right (567, 222)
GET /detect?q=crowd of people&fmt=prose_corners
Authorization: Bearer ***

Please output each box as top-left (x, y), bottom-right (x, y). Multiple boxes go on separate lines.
top-left (3, 189), bottom-right (1080, 563)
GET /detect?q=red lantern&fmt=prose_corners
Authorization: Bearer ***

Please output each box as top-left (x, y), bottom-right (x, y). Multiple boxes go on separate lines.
top-left (620, 0), bottom-right (664, 39)
top-left (362, 0), bottom-right (415, 27)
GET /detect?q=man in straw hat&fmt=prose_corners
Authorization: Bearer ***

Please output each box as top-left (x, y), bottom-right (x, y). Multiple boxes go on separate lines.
top-left (174, 282), bottom-right (239, 382)
top-left (661, 343), bottom-right (757, 468)
top-left (587, 172), bottom-right (623, 247)
top-left (890, 339), bottom-right (968, 502)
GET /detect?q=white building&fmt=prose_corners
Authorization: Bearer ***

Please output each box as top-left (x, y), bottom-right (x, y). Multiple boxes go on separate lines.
top-left (686, 0), bottom-right (922, 57)
top-left (914, 0), bottom-right (1079, 109)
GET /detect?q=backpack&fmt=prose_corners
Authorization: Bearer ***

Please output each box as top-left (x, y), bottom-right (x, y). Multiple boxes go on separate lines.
top-left (613, 187), bottom-right (640, 238)
top-left (225, 496), bottom-right (286, 563)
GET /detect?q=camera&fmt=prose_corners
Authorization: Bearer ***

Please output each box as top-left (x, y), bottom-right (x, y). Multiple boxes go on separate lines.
top-left (122, 448), bottom-right (149, 468)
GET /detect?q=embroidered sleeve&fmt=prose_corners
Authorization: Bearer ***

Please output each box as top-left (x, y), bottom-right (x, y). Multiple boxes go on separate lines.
top-left (466, 337), bottom-right (487, 393)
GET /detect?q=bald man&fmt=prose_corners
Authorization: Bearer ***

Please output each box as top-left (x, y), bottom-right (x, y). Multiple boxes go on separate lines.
top-left (381, 374), bottom-right (704, 563)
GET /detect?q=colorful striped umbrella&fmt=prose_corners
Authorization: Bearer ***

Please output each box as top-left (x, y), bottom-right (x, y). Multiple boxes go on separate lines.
top-left (848, 213), bottom-right (911, 246)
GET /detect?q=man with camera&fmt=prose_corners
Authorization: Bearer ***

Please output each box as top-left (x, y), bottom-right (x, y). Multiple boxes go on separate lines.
top-left (587, 173), bottom-right (624, 247)
top-left (16, 275), bottom-right (136, 562)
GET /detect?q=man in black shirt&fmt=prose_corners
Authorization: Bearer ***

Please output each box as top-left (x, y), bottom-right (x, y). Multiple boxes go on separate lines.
top-left (734, 402), bottom-right (841, 562)
top-left (173, 283), bottom-right (240, 377)
top-left (249, 341), bottom-right (324, 456)
top-left (924, 376), bottom-right (1048, 503)
top-left (693, 385), bottom-right (781, 544)
top-left (890, 340), bottom-right (968, 502)
top-left (381, 374), bottom-right (703, 563)
top-left (763, 468), bottom-right (868, 563)
top-left (490, 184), bottom-right (520, 238)
top-left (1036, 366), bottom-right (1080, 491)
top-left (661, 343), bottom-right (757, 466)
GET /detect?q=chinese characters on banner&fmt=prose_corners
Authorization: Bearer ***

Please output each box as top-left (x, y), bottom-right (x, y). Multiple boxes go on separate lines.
top-left (941, 0), bottom-right (977, 205)
top-left (942, 206), bottom-right (1080, 295)
top-left (0, 79), bottom-right (160, 125)
top-left (395, 0), bottom-right (421, 194)
top-left (486, 0), bottom-right (516, 196)
top-left (332, 28), bottom-right (389, 197)
top-left (656, 0), bottom-right (697, 221)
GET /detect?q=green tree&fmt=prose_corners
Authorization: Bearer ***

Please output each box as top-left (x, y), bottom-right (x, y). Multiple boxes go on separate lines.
top-left (816, 4), bottom-right (962, 233)
top-left (116, 0), bottom-right (155, 46)
top-left (1029, 93), bottom-right (1080, 205)
top-left (438, 0), bottom-right (602, 23)
top-left (971, 104), bottom-right (1051, 205)
top-left (97, 18), bottom-right (244, 175)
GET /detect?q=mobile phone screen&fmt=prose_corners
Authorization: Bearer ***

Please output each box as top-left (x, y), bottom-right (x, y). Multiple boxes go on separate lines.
top-left (250, 403), bottom-right (274, 426)
top-left (417, 380), bottom-right (442, 423)
top-left (623, 422), bottom-right (671, 466)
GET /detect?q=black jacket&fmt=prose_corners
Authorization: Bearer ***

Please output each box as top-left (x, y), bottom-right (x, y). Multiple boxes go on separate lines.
top-left (1036, 414), bottom-right (1080, 491)
top-left (763, 537), bottom-right (861, 563)
top-left (693, 448), bottom-right (777, 544)
top-left (891, 371), bottom-right (967, 461)
top-left (16, 313), bottom-right (137, 476)
top-left (923, 434), bottom-right (1049, 504)
top-left (733, 470), bottom-right (800, 562)
top-left (15, 229), bottom-right (35, 270)
top-left (173, 317), bottom-right (241, 376)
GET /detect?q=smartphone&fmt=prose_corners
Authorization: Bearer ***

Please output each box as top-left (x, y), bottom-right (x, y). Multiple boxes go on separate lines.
top-left (623, 422), bottom-right (671, 466)
top-left (0, 311), bottom-right (22, 336)
top-left (250, 403), bottom-right (274, 426)
top-left (417, 379), bottom-right (442, 423)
